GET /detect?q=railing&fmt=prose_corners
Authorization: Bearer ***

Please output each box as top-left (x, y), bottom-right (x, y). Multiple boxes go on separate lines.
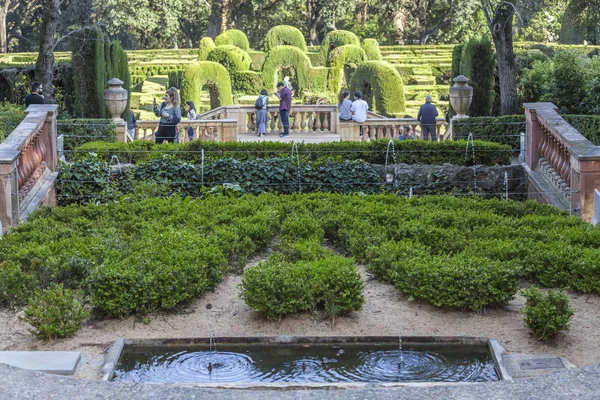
top-left (240, 105), bottom-right (339, 135)
top-left (358, 117), bottom-right (450, 141)
top-left (133, 119), bottom-right (238, 143)
top-left (524, 102), bottom-right (600, 222)
top-left (0, 105), bottom-right (58, 232)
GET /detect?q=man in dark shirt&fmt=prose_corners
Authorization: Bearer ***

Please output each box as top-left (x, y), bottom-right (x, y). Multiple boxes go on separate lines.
top-left (276, 81), bottom-right (291, 138)
top-left (417, 95), bottom-right (439, 141)
top-left (25, 82), bottom-right (45, 107)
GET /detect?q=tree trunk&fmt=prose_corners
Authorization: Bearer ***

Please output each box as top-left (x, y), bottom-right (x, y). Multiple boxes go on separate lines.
top-left (170, 33), bottom-right (178, 49)
top-left (208, 0), bottom-right (229, 39)
top-left (307, 0), bottom-right (321, 45)
top-left (490, 5), bottom-right (519, 115)
top-left (34, 0), bottom-right (59, 100)
top-left (0, 0), bottom-right (10, 53)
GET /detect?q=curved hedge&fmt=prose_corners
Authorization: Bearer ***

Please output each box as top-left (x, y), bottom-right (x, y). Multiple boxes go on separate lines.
top-left (206, 45), bottom-right (252, 76)
top-left (180, 61), bottom-right (233, 109)
top-left (214, 29), bottom-right (250, 51)
top-left (327, 44), bottom-right (367, 93)
top-left (264, 25), bottom-right (307, 52)
top-left (261, 45), bottom-right (311, 92)
top-left (349, 61), bottom-right (406, 116)
top-left (362, 39), bottom-right (382, 61)
top-left (198, 37), bottom-right (216, 61)
top-left (321, 30), bottom-right (360, 56)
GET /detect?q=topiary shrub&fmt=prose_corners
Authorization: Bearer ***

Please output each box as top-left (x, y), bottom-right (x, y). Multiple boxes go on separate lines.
top-left (0, 261), bottom-right (37, 307)
top-left (362, 39), bottom-right (382, 61)
top-left (0, 103), bottom-right (25, 143)
top-left (214, 29), bottom-right (250, 52)
top-left (232, 71), bottom-right (263, 93)
top-left (327, 45), bottom-right (367, 93)
top-left (20, 283), bottom-right (89, 339)
top-left (459, 36), bottom-right (495, 117)
top-left (198, 37), bottom-right (216, 61)
top-left (321, 30), bottom-right (360, 57)
top-left (308, 67), bottom-right (329, 91)
top-left (206, 45), bottom-right (252, 78)
top-left (261, 45), bottom-right (312, 92)
top-left (180, 61), bottom-right (233, 109)
top-left (349, 61), bottom-right (406, 116)
top-left (521, 286), bottom-right (574, 341)
top-left (264, 25), bottom-right (307, 52)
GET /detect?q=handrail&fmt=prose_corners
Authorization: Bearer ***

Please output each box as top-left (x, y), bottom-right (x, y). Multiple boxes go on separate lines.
top-left (134, 119), bottom-right (238, 142)
top-left (358, 117), bottom-right (450, 141)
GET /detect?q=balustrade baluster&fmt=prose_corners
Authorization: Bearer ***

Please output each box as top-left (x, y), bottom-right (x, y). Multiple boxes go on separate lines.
top-left (269, 112), bottom-right (277, 133)
top-left (322, 112), bottom-right (329, 132)
top-left (539, 127), bottom-right (549, 159)
top-left (292, 112), bottom-right (299, 131)
top-left (300, 112), bottom-right (306, 130)
top-left (315, 112), bottom-right (322, 131)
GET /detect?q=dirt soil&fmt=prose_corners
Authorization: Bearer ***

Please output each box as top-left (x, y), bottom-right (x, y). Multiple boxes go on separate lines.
top-left (1, 263), bottom-right (599, 379)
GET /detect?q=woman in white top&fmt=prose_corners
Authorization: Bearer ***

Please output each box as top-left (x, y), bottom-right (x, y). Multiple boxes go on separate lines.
top-left (338, 90), bottom-right (352, 121)
top-left (185, 100), bottom-right (196, 141)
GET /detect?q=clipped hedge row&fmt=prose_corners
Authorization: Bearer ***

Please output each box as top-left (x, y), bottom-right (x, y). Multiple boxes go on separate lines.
top-left (350, 61), bottom-right (406, 116)
top-left (206, 45), bottom-right (252, 75)
top-left (0, 103), bottom-right (25, 143)
top-left (57, 119), bottom-right (116, 158)
top-left (327, 45), bottom-right (367, 93)
top-left (180, 61), bottom-right (233, 109)
top-left (214, 29), bottom-right (250, 51)
top-left (321, 30), bottom-right (360, 56)
top-left (198, 37), bottom-right (216, 61)
top-left (263, 25), bottom-right (307, 52)
top-left (73, 139), bottom-right (513, 166)
top-left (261, 45), bottom-right (312, 92)
top-left (362, 39), bottom-right (382, 61)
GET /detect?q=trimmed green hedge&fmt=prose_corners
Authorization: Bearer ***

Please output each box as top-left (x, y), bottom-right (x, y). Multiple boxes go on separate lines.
top-left (180, 61), bottom-right (233, 109)
top-left (214, 29), bottom-right (250, 51)
top-left (349, 61), bottom-right (406, 116)
top-left (452, 115), bottom-right (525, 149)
top-left (459, 36), bottom-right (495, 117)
top-left (206, 45), bottom-right (252, 75)
top-left (232, 71), bottom-right (263, 93)
top-left (264, 25), bottom-right (307, 52)
top-left (0, 103), bottom-right (25, 143)
top-left (321, 30), bottom-right (360, 56)
top-left (308, 67), bottom-right (329, 91)
top-left (261, 45), bottom-right (312, 92)
top-left (327, 45), bottom-right (367, 93)
top-left (58, 119), bottom-right (116, 159)
top-left (362, 39), bottom-right (382, 61)
top-left (564, 115), bottom-right (600, 146)
top-left (73, 139), bottom-right (512, 166)
top-left (198, 37), bottom-right (216, 61)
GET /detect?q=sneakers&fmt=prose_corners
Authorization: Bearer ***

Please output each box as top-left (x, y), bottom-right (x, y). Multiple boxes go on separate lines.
top-left (279, 133), bottom-right (290, 138)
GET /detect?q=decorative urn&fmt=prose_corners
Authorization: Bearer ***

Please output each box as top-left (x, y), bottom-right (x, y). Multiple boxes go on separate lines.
top-left (104, 78), bottom-right (128, 120)
top-left (449, 75), bottom-right (473, 118)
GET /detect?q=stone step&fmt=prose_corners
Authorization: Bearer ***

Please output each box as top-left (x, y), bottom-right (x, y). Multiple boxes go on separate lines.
top-left (0, 351), bottom-right (81, 376)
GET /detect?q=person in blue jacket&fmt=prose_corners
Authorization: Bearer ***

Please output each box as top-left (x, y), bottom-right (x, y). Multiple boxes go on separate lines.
top-left (417, 95), bottom-right (439, 141)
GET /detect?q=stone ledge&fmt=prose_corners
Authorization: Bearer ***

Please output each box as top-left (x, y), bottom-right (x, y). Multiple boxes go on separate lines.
top-left (0, 351), bottom-right (81, 376)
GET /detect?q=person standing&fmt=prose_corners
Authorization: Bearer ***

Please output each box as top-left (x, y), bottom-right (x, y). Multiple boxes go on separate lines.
top-left (351, 91), bottom-right (368, 123)
top-left (338, 90), bottom-right (352, 121)
top-left (153, 87), bottom-right (181, 144)
top-left (25, 82), bottom-right (45, 107)
top-left (255, 89), bottom-right (269, 137)
top-left (417, 95), bottom-right (439, 141)
top-left (127, 107), bottom-right (137, 140)
top-left (185, 100), bottom-right (197, 141)
top-left (276, 82), bottom-right (291, 138)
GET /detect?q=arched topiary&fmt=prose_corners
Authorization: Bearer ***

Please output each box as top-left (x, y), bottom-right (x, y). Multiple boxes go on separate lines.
top-left (264, 25), bottom-right (307, 52)
top-left (180, 61), bottom-right (233, 110)
top-left (261, 45), bottom-right (311, 93)
top-left (327, 45), bottom-right (367, 93)
top-left (349, 61), bottom-right (405, 117)
top-left (198, 37), bottom-right (216, 61)
top-left (206, 45), bottom-right (252, 76)
top-left (320, 30), bottom-right (360, 56)
top-left (214, 29), bottom-right (250, 52)
top-left (362, 39), bottom-right (382, 61)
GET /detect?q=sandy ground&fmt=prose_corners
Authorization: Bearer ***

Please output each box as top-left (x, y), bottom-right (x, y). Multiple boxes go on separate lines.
top-left (1, 262), bottom-right (599, 378)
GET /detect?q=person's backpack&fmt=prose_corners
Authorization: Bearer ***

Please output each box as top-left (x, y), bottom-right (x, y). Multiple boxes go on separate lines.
top-left (254, 96), bottom-right (263, 110)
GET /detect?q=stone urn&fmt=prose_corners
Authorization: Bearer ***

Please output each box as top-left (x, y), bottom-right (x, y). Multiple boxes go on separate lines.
top-left (104, 78), bottom-right (128, 121)
top-left (449, 75), bottom-right (473, 118)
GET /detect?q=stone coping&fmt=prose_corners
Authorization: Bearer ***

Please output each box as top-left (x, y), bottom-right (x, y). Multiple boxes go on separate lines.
top-left (0, 362), bottom-right (599, 400)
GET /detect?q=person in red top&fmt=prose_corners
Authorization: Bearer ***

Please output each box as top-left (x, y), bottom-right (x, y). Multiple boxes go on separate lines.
top-left (275, 82), bottom-right (291, 138)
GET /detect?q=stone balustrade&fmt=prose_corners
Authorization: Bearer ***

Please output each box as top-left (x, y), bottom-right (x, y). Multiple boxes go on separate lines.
top-left (525, 102), bottom-right (600, 222)
top-left (0, 105), bottom-right (59, 232)
top-left (341, 118), bottom-right (450, 141)
top-left (133, 119), bottom-right (238, 143)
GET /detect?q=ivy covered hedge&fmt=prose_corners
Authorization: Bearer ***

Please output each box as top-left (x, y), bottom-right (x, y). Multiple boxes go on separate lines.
top-left (2, 193), bottom-right (598, 333)
top-left (214, 29), bottom-right (250, 51)
top-left (180, 61), bottom-right (233, 109)
top-left (73, 139), bottom-right (512, 166)
top-left (349, 61), bottom-right (406, 116)
top-left (321, 30), bottom-right (360, 56)
top-left (261, 45), bottom-right (312, 92)
top-left (327, 44), bottom-right (367, 93)
top-left (263, 25), bottom-right (307, 52)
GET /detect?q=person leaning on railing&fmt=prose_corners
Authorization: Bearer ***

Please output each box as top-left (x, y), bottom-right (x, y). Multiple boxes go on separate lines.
top-left (153, 87), bottom-right (182, 144)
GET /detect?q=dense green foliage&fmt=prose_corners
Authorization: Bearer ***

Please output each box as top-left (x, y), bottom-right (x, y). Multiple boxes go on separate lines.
top-left (327, 45), bottom-right (367, 93)
top-left (58, 119), bottom-right (117, 158)
top-left (321, 30), bottom-right (361, 56)
top-left (180, 62), bottom-right (233, 109)
top-left (522, 286), bottom-right (574, 341)
top-left (263, 25), bottom-right (308, 52)
top-left (349, 61), bottom-right (406, 116)
top-left (198, 37), bottom-right (216, 61)
top-left (458, 36), bottom-right (495, 116)
top-left (73, 139), bottom-right (512, 166)
top-left (20, 284), bottom-right (89, 339)
top-left (214, 29), bottom-right (250, 51)
top-left (261, 45), bottom-right (312, 92)
top-left (362, 39), bottom-right (382, 61)
top-left (0, 103), bottom-right (25, 143)
top-left (206, 45), bottom-right (252, 76)
top-left (232, 71), bottom-right (263, 93)
top-left (452, 115), bottom-right (526, 149)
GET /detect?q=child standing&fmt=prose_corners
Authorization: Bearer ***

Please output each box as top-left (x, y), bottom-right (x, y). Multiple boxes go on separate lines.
top-left (185, 100), bottom-right (197, 141)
